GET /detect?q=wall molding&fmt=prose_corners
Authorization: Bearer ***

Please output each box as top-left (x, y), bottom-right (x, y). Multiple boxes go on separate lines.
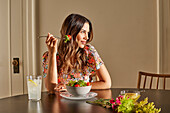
top-left (160, 0), bottom-right (169, 74)
top-left (23, 0), bottom-right (37, 94)
top-left (157, 0), bottom-right (162, 73)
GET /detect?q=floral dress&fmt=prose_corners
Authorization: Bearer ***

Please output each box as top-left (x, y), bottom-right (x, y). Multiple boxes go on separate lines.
top-left (42, 44), bottom-right (103, 84)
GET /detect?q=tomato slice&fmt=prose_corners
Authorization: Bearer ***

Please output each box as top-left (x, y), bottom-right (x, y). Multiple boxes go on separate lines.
top-left (74, 84), bottom-right (80, 87)
top-left (86, 82), bottom-right (91, 86)
top-left (67, 35), bottom-right (72, 40)
top-left (58, 78), bottom-right (61, 83)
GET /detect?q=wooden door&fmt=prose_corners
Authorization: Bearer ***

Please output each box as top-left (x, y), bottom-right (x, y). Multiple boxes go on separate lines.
top-left (0, 0), bottom-right (23, 98)
top-left (0, 0), bottom-right (11, 98)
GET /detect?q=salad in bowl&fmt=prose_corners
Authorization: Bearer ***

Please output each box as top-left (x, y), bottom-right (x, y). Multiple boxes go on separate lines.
top-left (66, 80), bottom-right (91, 97)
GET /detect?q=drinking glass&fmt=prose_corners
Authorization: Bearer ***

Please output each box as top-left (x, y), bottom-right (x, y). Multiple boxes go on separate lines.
top-left (27, 75), bottom-right (42, 101)
top-left (120, 90), bottom-right (141, 101)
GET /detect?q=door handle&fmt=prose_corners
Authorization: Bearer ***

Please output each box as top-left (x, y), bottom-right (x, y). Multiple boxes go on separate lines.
top-left (12, 58), bottom-right (19, 73)
top-left (12, 60), bottom-right (18, 66)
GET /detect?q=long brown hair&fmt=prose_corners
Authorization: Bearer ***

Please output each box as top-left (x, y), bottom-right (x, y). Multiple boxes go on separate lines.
top-left (58, 14), bottom-right (93, 74)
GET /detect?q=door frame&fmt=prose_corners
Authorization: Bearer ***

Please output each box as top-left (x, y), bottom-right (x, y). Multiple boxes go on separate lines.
top-left (23, 0), bottom-right (37, 94)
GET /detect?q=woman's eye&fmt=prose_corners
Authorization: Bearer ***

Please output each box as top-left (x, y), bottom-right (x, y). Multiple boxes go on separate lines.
top-left (81, 31), bottom-right (85, 33)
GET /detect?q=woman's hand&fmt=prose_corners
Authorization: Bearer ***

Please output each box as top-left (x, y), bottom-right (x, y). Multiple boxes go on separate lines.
top-left (46, 33), bottom-right (58, 54)
top-left (55, 83), bottom-right (66, 92)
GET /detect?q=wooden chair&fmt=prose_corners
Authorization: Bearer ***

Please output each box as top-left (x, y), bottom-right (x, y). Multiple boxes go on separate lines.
top-left (137, 71), bottom-right (170, 90)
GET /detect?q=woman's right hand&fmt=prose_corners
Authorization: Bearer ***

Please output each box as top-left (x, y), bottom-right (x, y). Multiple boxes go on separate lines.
top-left (46, 33), bottom-right (58, 54)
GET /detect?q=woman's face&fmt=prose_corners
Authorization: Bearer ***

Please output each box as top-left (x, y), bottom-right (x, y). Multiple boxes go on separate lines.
top-left (76, 22), bottom-right (89, 48)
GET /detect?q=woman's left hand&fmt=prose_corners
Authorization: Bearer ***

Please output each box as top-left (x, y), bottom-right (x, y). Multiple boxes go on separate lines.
top-left (55, 83), bottom-right (67, 92)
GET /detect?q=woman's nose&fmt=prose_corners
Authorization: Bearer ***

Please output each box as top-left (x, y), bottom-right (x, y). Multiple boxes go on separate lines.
top-left (84, 33), bottom-right (89, 40)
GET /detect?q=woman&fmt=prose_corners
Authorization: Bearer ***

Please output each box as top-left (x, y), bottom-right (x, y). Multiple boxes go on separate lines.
top-left (43, 14), bottom-right (111, 93)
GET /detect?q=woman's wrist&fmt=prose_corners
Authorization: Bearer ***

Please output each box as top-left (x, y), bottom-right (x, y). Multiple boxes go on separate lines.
top-left (48, 52), bottom-right (57, 57)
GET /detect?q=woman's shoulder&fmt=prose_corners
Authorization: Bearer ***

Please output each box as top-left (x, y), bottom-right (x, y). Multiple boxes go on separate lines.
top-left (85, 44), bottom-right (104, 70)
top-left (85, 44), bottom-right (97, 53)
top-left (42, 51), bottom-right (49, 64)
top-left (85, 44), bottom-right (99, 59)
top-left (43, 51), bottom-right (49, 57)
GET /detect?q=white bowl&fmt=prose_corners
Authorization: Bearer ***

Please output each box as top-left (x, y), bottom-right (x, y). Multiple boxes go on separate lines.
top-left (66, 85), bottom-right (92, 97)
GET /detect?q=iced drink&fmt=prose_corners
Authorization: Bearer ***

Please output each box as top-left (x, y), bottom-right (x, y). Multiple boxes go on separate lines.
top-left (27, 75), bottom-right (42, 101)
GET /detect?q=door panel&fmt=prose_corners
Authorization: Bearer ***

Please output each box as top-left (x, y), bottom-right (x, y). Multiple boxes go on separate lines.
top-left (11, 0), bottom-right (23, 96)
top-left (0, 0), bottom-right (23, 98)
top-left (0, 0), bottom-right (11, 98)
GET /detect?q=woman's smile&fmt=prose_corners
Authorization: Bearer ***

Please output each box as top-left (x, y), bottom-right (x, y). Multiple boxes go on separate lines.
top-left (81, 41), bottom-right (86, 45)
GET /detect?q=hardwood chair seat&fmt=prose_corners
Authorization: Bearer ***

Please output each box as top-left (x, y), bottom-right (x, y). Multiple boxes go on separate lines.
top-left (137, 71), bottom-right (170, 90)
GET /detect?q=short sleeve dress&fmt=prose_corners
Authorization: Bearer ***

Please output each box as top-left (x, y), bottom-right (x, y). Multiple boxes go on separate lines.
top-left (42, 44), bottom-right (104, 84)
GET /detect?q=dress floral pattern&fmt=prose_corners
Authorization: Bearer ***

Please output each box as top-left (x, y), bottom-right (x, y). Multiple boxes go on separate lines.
top-left (42, 44), bottom-right (103, 84)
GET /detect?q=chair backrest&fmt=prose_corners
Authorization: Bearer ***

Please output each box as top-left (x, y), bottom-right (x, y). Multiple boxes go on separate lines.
top-left (137, 71), bottom-right (170, 90)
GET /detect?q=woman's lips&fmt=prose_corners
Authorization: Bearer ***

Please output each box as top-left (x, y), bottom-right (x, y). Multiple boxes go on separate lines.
top-left (81, 41), bottom-right (86, 45)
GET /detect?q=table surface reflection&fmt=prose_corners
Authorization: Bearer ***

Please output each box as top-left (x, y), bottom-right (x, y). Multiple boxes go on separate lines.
top-left (0, 88), bottom-right (170, 113)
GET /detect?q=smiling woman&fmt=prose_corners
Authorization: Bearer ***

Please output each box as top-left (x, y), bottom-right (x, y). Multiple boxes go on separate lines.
top-left (76, 23), bottom-right (90, 48)
top-left (42, 14), bottom-right (111, 93)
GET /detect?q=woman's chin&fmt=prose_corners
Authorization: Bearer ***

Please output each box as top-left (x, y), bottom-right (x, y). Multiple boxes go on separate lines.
top-left (79, 45), bottom-right (85, 48)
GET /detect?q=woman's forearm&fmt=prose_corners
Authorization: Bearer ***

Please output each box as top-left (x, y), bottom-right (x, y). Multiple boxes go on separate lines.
top-left (91, 80), bottom-right (111, 89)
top-left (45, 53), bottom-right (58, 92)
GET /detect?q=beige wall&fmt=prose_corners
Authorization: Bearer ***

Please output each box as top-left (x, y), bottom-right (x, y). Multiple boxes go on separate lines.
top-left (36, 0), bottom-right (158, 89)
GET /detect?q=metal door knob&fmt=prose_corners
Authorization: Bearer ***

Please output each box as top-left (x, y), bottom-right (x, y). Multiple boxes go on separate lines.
top-left (12, 60), bottom-right (18, 66)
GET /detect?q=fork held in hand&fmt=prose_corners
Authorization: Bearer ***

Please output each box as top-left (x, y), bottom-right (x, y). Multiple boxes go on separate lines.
top-left (38, 36), bottom-right (61, 39)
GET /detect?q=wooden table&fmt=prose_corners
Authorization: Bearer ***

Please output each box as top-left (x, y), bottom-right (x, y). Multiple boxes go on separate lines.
top-left (0, 88), bottom-right (169, 113)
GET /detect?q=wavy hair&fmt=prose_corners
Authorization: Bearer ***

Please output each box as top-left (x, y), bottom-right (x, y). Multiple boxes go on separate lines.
top-left (58, 14), bottom-right (93, 75)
